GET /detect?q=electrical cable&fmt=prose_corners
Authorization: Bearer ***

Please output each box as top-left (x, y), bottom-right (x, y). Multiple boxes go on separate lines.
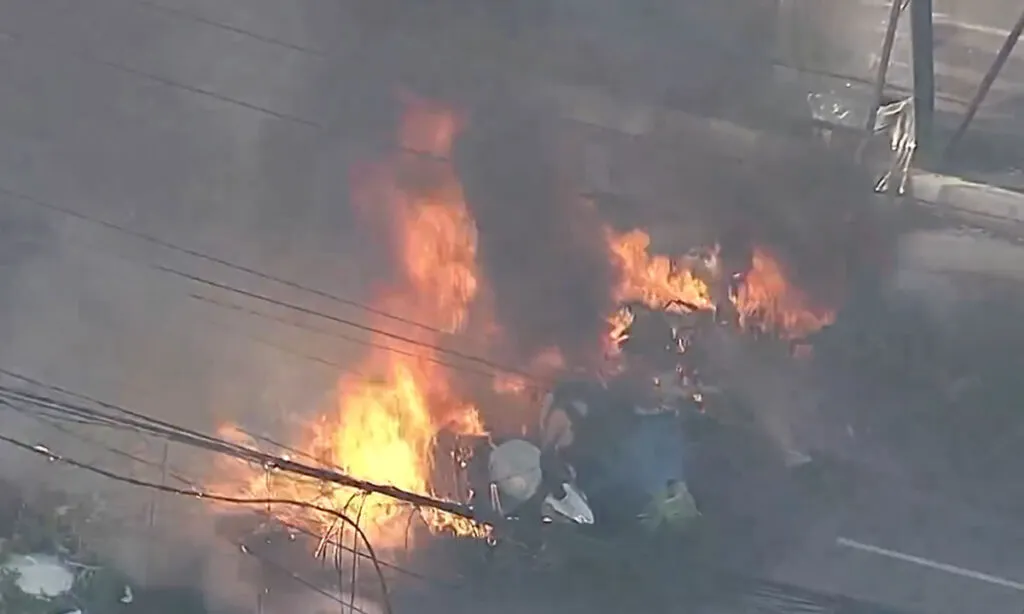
top-left (191, 292), bottom-right (513, 383)
top-left (1, 453), bottom-right (374, 614)
top-left (0, 386), bottom-right (439, 515)
top-left (156, 265), bottom-right (540, 385)
top-left (1, 397), bottom-right (463, 589)
top-left (238, 428), bottom-right (333, 469)
top-left (0, 376), bottom-right (479, 521)
top-left (234, 539), bottom-right (374, 614)
top-left (0, 389), bottom-right (155, 432)
top-left (0, 431), bottom-right (394, 614)
top-left (1, 385), bottom-right (488, 592)
top-left (0, 370), bottom-right (254, 451)
top-left (1, 183), bottom-right (550, 389)
top-left (214, 323), bottom-right (358, 374)
top-left (0, 398), bottom-right (201, 489)
top-left (0, 399), bottom-right (124, 428)
top-left (0, 183), bottom-right (446, 338)
top-left (0, 385), bottom-right (255, 460)
top-left (131, 0), bottom-right (330, 57)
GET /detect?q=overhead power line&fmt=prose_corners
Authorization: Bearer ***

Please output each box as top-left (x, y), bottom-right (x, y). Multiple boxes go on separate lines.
top-left (0, 396), bottom-right (463, 590)
top-left (189, 292), bottom-right (517, 383)
top-left (0, 183), bottom-right (445, 337)
top-left (0, 371), bottom-right (478, 521)
top-left (155, 267), bottom-right (537, 385)
top-left (1, 183), bottom-right (547, 388)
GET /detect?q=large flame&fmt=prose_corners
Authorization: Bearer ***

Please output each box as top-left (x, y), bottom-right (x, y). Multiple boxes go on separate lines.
top-left (733, 247), bottom-right (835, 340)
top-left (605, 228), bottom-right (834, 342)
top-left (220, 97), bottom-right (485, 547)
top-left (607, 229), bottom-right (714, 311)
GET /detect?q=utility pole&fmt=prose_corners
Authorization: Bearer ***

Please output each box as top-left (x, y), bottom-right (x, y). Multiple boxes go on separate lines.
top-left (910, 0), bottom-right (935, 156)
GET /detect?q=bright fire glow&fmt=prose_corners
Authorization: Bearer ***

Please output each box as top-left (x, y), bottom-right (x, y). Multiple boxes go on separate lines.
top-left (607, 305), bottom-right (635, 352)
top-left (218, 97), bottom-right (486, 547)
top-left (605, 229), bottom-right (834, 341)
top-left (607, 229), bottom-right (715, 311)
top-left (733, 247), bottom-right (836, 340)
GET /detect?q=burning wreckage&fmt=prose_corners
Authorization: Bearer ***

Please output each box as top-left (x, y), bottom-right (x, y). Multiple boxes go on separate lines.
top-left (209, 99), bottom-right (846, 584)
top-left (457, 246), bottom-right (831, 555)
top-left (214, 240), bottom-right (834, 584)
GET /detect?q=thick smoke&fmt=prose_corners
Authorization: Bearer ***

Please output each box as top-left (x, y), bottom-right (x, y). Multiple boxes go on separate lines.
top-left (735, 148), bottom-right (896, 303)
top-left (0, 0), bottom-right (961, 612)
top-left (0, 9), bottom-right (375, 608)
top-left (671, 142), bottom-right (895, 310)
top-left (454, 100), bottom-right (619, 369)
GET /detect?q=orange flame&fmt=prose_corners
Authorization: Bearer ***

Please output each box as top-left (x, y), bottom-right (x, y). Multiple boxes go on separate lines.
top-left (219, 97), bottom-right (485, 547)
top-left (605, 229), bottom-right (833, 341)
top-left (733, 247), bottom-right (835, 340)
top-left (607, 229), bottom-right (715, 312)
top-left (608, 305), bottom-right (635, 347)
top-left (605, 304), bottom-right (635, 357)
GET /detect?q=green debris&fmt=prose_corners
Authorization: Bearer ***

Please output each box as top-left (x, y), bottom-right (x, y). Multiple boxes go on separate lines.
top-left (639, 481), bottom-right (701, 534)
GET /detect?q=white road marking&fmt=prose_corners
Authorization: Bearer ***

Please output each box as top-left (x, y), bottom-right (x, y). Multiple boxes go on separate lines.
top-left (931, 18), bottom-right (1016, 39)
top-left (836, 537), bottom-right (1024, 592)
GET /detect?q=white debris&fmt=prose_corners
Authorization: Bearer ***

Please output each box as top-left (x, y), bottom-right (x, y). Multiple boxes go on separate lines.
top-left (488, 439), bottom-right (543, 510)
top-left (2, 554), bottom-right (76, 597)
top-left (784, 448), bottom-right (813, 468)
top-left (120, 584), bottom-right (134, 603)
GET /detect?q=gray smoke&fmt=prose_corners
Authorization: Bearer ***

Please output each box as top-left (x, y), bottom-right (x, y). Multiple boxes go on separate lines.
top-left (454, 100), bottom-right (619, 370)
top-left (668, 142), bottom-right (892, 310)
top-left (0, 0), bottom-right (905, 612)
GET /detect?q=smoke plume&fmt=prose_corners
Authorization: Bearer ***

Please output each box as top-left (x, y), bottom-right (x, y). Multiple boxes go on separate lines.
top-left (454, 99), bottom-right (618, 369)
top-left (675, 142), bottom-right (894, 311)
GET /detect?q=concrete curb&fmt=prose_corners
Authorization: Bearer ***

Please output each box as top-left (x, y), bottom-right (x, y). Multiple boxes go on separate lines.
top-left (911, 172), bottom-right (1024, 227)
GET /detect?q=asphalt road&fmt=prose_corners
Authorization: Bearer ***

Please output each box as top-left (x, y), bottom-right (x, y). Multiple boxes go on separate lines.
top-left (758, 460), bottom-right (1024, 614)
top-left (3, 1), bottom-right (1024, 613)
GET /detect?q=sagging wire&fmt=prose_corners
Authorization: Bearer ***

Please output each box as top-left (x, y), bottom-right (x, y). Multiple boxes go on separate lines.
top-left (0, 392), bottom-right (466, 588)
top-left (349, 494), bottom-right (371, 614)
top-left (191, 292), bottom-right (514, 384)
top-left (234, 538), bottom-right (375, 614)
top-left (331, 490), bottom-right (368, 614)
top-left (0, 398), bottom-right (200, 489)
top-left (0, 389), bottom-right (136, 431)
top-left (0, 373), bottom-right (476, 520)
top-left (157, 265), bottom-right (542, 387)
top-left (0, 370), bottom-right (254, 454)
top-left (0, 432), bottom-right (395, 614)
top-left (241, 428), bottom-right (344, 474)
top-left (2, 397), bottom-right (463, 591)
top-left (2, 182), bottom-right (552, 392)
top-left (0, 384), bottom-right (256, 467)
top-left (0, 182), bottom-right (447, 337)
